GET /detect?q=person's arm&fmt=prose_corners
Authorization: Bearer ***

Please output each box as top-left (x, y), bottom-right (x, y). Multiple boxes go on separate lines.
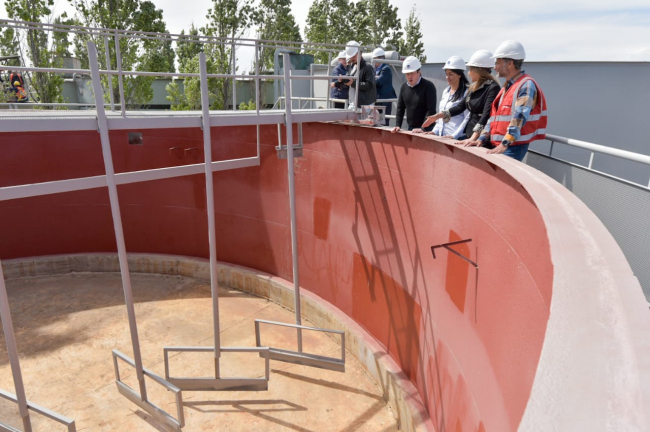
top-left (375, 65), bottom-right (391, 89)
top-left (504, 80), bottom-right (537, 143)
top-left (450, 107), bottom-right (471, 139)
top-left (474, 82), bottom-right (500, 134)
top-left (445, 98), bottom-right (467, 119)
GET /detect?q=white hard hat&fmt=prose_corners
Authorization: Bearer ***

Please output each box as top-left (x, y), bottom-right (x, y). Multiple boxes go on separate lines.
top-left (345, 41), bottom-right (360, 60)
top-left (372, 47), bottom-right (385, 58)
top-left (466, 50), bottom-right (494, 68)
top-left (337, 51), bottom-right (346, 59)
top-left (491, 40), bottom-right (526, 60)
top-left (442, 56), bottom-right (466, 70)
top-left (402, 56), bottom-right (422, 73)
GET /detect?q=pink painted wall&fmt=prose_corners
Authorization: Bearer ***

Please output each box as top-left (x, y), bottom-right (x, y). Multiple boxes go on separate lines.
top-left (0, 123), bottom-right (555, 431)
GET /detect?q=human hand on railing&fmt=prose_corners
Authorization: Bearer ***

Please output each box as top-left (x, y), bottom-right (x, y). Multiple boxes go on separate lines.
top-left (391, 127), bottom-right (401, 133)
top-left (460, 139), bottom-right (480, 147)
top-left (442, 135), bottom-right (453, 139)
top-left (487, 144), bottom-right (508, 154)
top-left (330, 82), bottom-right (336, 88)
top-left (411, 128), bottom-right (424, 134)
top-left (422, 113), bottom-right (443, 128)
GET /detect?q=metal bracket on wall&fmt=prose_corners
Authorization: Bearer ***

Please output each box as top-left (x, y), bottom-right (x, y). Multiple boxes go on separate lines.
top-left (431, 239), bottom-right (478, 269)
top-left (276, 123), bottom-right (303, 159)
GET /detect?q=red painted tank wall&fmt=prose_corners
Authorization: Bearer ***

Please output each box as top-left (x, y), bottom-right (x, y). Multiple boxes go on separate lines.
top-left (0, 123), bottom-right (552, 432)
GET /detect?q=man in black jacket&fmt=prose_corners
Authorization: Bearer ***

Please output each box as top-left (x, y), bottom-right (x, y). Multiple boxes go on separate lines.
top-left (391, 56), bottom-right (437, 132)
top-left (344, 41), bottom-right (376, 108)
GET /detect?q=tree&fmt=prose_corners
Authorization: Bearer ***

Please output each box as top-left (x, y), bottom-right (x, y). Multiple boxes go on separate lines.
top-left (1, 0), bottom-right (74, 106)
top-left (398, 6), bottom-right (426, 61)
top-left (304, 0), bottom-right (354, 64)
top-left (202, 0), bottom-right (257, 109)
top-left (254, 0), bottom-right (302, 71)
top-left (69, 0), bottom-right (174, 108)
top-left (352, 0), bottom-right (402, 48)
top-left (176, 24), bottom-right (203, 73)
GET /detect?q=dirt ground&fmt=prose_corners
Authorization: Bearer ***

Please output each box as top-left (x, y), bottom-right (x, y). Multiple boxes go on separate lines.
top-left (0, 272), bottom-right (398, 431)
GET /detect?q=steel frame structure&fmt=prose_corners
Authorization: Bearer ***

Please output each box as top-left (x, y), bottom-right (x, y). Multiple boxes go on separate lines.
top-left (0, 22), bottom-right (354, 429)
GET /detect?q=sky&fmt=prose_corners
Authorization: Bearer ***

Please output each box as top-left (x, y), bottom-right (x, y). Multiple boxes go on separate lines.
top-left (1, 0), bottom-right (649, 64)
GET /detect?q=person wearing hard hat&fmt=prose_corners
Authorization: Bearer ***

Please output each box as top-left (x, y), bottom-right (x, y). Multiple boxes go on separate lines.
top-left (476, 40), bottom-right (548, 161)
top-left (344, 41), bottom-right (376, 109)
top-left (428, 56), bottom-right (471, 139)
top-left (330, 51), bottom-right (349, 109)
top-left (422, 50), bottom-right (500, 144)
top-left (372, 48), bottom-right (396, 126)
top-left (391, 56), bottom-right (437, 133)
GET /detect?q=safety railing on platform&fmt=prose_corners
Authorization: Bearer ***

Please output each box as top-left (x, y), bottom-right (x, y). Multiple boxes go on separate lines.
top-left (0, 18), bottom-right (369, 114)
top-left (527, 134), bottom-right (650, 305)
top-left (543, 134), bottom-right (650, 188)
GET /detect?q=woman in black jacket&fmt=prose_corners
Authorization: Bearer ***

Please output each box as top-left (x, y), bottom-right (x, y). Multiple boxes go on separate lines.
top-left (423, 50), bottom-right (500, 146)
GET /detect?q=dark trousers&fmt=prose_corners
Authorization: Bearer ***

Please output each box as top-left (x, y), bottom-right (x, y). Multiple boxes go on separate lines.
top-left (376, 102), bottom-right (392, 126)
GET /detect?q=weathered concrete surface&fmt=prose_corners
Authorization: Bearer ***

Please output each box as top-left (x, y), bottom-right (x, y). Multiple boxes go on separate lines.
top-left (0, 272), bottom-right (398, 431)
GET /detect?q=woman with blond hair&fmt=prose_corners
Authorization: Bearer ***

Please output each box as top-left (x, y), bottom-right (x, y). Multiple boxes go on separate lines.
top-left (422, 50), bottom-right (500, 145)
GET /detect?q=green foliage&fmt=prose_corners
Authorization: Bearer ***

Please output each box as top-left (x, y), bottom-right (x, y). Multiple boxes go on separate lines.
top-left (1, 0), bottom-right (74, 105)
top-left (238, 99), bottom-right (256, 110)
top-left (254, 0), bottom-right (302, 71)
top-left (305, 0), bottom-right (355, 64)
top-left (398, 7), bottom-right (426, 62)
top-left (69, 0), bottom-right (175, 108)
top-left (176, 24), bottom-right (203, 73)
top-left (352, 0), bottom-right (402, 48)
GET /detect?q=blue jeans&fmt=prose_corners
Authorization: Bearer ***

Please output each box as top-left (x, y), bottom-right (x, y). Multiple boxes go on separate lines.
top-left (504, 144), bottom-right (529, 161)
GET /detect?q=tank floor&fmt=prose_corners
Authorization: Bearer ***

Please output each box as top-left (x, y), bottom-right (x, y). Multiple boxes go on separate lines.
top-left (0, 273), bottom-right (397, 431)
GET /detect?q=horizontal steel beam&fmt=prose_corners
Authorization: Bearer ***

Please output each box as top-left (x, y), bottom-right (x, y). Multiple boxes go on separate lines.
top-left (163, 346), bottom-right (270, 392)
top-left (0, 388), bottom-right (76, 431)
top-left (265, 348), bottom-right (345, 372)
top-left (254, 319), bottom-right (346, 373)
top-left (0, 421), bottom-right (21, 432)
top-left (112, 350), bottom-right (184, 429)
top-left (0, 157), bottom-right (260, 202)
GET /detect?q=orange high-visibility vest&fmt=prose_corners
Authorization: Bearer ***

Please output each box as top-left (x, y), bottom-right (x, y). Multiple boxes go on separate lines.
top-left (489, 74), bottom-right (547, 146)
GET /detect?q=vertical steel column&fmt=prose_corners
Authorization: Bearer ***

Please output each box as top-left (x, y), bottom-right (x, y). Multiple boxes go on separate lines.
top-left (113, 31), bottom-right (126, 116)
top-left (103, 36), bottom-right (115, 111)
top-left (199, 52), bottom-right (222, 377)
top-left (255, 41), bottom-right (260, 115)
top-left (282, 53), bottom-right (303, 352)
top-left (0, 262), bottom-right (32, 432)
top-left (232, 42), bottom-right (237, 111)
top-left (88, 41), bottom-right (147, 401)
top-left (354, 50), bottom-right (360, 110)
top-left (326, 52), bottom-right (331, 109)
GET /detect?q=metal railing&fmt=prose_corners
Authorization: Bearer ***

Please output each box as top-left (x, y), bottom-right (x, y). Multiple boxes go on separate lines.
top-left (544, 134), bottom-right (650, 188)
top-left (0, 18), bottom-right (367, 115)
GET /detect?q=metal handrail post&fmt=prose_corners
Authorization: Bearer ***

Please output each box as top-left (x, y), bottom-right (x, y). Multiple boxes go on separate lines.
top-left (88, 41), bottom-right (147, 401)
top-left (113, 31), bottom-right (126, 116)
top-left (0, 262), bottom-right (33, 432)
top-left (103, 36), bottom-right (115, 111)
top-left (255, 41), bottom-right (260, 115)
top-left (283, 52), bottom-right (303, 352)
top-left (326, 52), bottom-right (331, 109)
top-left (199, 52), bottom-right (222, 377)
top-left (354, 50), bottom-right (360, 110)
top-left (232, 42), bottom-right (237, 111)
